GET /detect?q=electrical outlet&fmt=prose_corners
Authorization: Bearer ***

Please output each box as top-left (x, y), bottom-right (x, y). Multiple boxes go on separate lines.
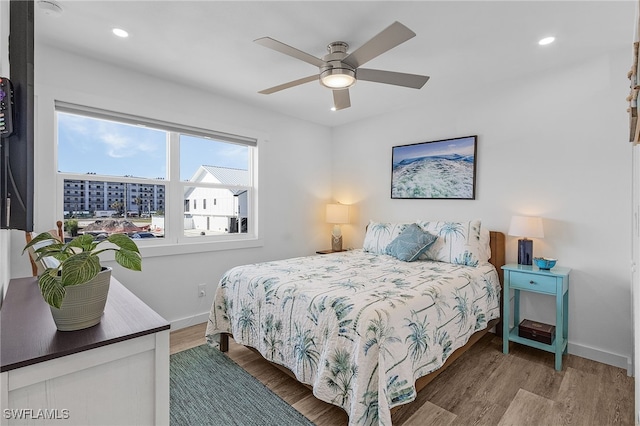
top-left (198, 284), bottom-right (206, 298)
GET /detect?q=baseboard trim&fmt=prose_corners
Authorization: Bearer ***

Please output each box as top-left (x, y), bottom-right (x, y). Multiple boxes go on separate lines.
top-left (568, 342), bottom-right (632, 376)
top-left (170, 312), bottom-right (209, 331)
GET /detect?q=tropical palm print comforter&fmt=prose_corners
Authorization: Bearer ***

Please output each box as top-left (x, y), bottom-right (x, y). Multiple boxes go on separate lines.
top-left (206, 249), bottom-right (501, 426)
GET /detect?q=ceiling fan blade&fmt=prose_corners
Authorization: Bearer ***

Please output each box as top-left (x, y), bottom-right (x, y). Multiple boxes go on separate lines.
top-left (333, 89), bottom-right (351, 110)
top-left (357, 68), bottom-right (429, 89)
top-left (259, 75), bottom-right (319, 95)
top-left (343, 21), bottom-right (416, 69)
top-left (254, 37), bottom-right (326, 68)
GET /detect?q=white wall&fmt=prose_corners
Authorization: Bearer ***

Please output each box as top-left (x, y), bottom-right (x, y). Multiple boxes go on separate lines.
top-left (332, 48), bottom-right (632, 371)
top-left (8, 46), bottom-right (333, 328)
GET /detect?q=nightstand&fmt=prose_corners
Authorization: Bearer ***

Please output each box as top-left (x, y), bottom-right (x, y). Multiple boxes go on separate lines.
top-left (501, 263), bottom-right (571, 371)
top-left (316, 249), bottom-right (347, 254)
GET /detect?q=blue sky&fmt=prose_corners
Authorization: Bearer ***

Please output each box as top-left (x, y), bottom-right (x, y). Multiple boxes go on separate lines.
top-left (57, 112), bottom-right (248, 181)
top-left (392, 136), bottom-right (476, 163)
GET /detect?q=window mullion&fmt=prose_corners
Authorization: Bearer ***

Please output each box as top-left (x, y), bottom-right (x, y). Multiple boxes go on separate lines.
top-left (166, 132), bottom-right (181, 242)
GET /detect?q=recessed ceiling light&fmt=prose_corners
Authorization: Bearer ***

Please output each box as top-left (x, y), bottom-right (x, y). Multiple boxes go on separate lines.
top-left (112, 28), bottom-right (129, 38)
top-left (538, 36), bottom-right (555, 46)
top-left (330, 106), bottom-right (337, 112)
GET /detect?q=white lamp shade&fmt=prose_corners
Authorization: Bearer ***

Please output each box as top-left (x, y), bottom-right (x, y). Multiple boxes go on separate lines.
top-left (508, 216), bottom-right (544, 238)
top-left (326, 204), bottom-right (349, 224)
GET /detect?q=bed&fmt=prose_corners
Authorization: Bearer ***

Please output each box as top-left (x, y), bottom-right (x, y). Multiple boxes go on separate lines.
top-left (206, 220), bottom-right (505, 426)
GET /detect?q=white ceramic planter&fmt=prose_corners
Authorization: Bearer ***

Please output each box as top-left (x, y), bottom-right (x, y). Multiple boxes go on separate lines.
top-left (50, 267), bottom-right (112, 331)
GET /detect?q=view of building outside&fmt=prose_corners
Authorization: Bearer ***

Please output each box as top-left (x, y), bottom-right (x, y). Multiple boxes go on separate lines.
top-left (63, 179), bottom-right (165, 218)
top-left (184, 165), bottom-right (249, 234)
top-left (57, 111), bottom-right (252, 238)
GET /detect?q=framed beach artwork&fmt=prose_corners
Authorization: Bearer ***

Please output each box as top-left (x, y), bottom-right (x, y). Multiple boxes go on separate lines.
top-left (391, 135), bottom-right (477, 199)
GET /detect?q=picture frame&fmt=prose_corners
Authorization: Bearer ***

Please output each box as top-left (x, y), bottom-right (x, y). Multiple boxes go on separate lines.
top-left (391, 135), bottom-right (477, 199)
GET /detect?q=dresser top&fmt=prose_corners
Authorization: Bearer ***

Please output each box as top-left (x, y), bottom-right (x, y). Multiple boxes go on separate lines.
top-left (1, 276), bottom-right (170, 372)
top-left (502, 263), bottom-right (571, 277)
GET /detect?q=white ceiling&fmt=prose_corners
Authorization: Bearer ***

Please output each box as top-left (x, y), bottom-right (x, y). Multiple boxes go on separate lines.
top-left (34, 0), bottom-right (636, 127)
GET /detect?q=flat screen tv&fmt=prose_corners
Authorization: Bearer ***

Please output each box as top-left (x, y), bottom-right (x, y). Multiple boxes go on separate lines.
top-left (1, 0), bottom-right (34, 231)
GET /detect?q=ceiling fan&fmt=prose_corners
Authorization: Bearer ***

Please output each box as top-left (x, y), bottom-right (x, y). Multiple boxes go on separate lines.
top-left (255, 21), bottom-right (430, 111)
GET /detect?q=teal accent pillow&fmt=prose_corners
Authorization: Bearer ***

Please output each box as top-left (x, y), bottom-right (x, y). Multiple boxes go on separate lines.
top-left (386, 224), bottom-right (438, 262)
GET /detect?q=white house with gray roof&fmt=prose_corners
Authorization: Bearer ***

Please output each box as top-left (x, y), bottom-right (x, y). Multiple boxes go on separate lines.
top-left (183, 166), bottom-right (249, 234)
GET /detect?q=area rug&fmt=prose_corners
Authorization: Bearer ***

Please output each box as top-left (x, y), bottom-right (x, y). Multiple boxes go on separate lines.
top-left (170, 344), bottom-right (316, 426)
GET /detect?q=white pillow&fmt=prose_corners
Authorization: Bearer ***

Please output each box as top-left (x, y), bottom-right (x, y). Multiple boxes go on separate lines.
top-left (479, 225), bottom-right (491, 262)
top-left (416, 219), bottom-right (488, 266)
top-left (363, 221), bottom-right (412, 254)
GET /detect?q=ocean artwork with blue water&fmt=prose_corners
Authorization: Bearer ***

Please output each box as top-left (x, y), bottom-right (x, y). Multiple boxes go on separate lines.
top-left (391, 135), bottom-right (477, 199)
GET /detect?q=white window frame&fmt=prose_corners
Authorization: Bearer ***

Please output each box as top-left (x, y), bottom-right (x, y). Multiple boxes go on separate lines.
top-left (54, 102), bottom-right (260, 253)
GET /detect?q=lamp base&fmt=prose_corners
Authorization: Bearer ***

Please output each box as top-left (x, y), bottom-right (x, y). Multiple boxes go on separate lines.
top-left (517, 239), bottom-right (533, 265)
top-left (331, 235), bottom-right (343, 252)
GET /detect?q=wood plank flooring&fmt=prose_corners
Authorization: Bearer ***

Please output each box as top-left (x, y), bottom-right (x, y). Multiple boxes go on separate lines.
top-left (170, 323), bottom-right (634, 425)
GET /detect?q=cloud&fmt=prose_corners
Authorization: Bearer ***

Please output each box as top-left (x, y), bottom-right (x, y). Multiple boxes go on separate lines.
top-left (101, 131), bottom-right (133, 158)
top-left (57, 112), bottom-right (167, 177)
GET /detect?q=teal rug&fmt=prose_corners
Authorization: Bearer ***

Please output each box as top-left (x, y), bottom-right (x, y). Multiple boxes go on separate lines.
top-left (170, 344), bottom-right (316, 426)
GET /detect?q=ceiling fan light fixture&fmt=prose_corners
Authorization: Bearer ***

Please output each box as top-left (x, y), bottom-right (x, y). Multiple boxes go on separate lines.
top-left (255, 22), bottom-right (429, 109)
top-left (320, 68), bottom-right (356, 89)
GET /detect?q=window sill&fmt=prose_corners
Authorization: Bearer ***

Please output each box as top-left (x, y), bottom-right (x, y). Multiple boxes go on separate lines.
top-left (136, 236), bottom-right (264, 259)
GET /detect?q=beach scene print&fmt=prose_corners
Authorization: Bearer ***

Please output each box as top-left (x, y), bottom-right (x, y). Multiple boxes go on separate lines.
top-left (391, 136), bottom-right (476, 199)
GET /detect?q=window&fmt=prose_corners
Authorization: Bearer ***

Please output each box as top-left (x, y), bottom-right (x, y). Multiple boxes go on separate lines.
top-left (56, 102), bottom-right (257, 243)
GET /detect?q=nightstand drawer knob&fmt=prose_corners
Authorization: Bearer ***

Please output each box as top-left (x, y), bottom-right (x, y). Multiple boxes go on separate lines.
top-left (529, 280), bottom-right (535, 285)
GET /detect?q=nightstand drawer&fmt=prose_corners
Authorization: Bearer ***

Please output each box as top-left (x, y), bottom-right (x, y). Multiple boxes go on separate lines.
top-left (509, 271), bottom-right (557, 294)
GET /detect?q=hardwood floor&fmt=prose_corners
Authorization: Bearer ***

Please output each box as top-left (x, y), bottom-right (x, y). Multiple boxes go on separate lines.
top-left (170, 323), bottom-right (634, 425)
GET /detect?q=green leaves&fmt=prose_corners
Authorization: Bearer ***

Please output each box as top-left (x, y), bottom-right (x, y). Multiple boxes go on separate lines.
top-left (115, 249), bottom-right (142, 271)
top-left (39, 268), bottom-right (66, 309)
top-left (24, 231), bottom-right (142, 308)
top-left (107, 233), bottom-right (140, 253)
top-left (23, 232), bottom-right (59, 253)
top-left (60, 252), bottom-right (101, 286)
top-left (68, 234), bottom-right (99, 252)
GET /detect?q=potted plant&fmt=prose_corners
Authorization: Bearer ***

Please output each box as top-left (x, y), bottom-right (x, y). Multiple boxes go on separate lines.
top-left (23, 232), bottom-right (142, 331)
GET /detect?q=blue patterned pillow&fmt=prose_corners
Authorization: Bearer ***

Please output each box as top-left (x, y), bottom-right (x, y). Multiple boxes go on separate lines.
top-left (386, 224), bottom-right (438, 262)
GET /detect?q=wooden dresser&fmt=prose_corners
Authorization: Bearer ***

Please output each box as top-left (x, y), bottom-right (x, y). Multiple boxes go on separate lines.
top-left (0, 276), bottom-right (170, 425)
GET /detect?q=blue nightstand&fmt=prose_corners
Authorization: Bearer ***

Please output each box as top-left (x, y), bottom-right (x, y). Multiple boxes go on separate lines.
top-left (502, 263), bottom-right (571, 371)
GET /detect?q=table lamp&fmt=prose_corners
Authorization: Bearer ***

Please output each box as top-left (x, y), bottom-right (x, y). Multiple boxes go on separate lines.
top-left (326, 203), bottom-right (349, 251)
top-left (508, 215), bottom-right (544, 265)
